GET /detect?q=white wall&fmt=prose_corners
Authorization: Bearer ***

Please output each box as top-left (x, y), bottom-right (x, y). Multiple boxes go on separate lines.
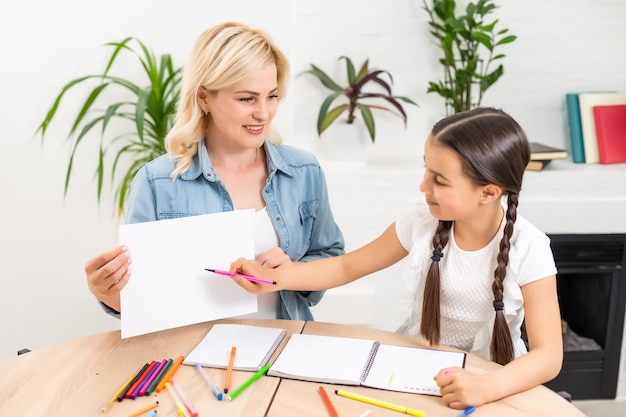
top-left (2, 0), bottom-right (626, 393)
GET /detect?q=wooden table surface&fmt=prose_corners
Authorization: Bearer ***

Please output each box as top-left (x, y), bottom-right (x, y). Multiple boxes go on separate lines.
top-left (268, 321), bottom-right (584, 417)
top-left (0, 319), bottom-right (584, 417)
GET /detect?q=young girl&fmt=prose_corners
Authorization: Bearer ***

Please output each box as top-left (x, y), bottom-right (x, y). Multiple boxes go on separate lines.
top-left (230, 107), bottom-right (563, 409)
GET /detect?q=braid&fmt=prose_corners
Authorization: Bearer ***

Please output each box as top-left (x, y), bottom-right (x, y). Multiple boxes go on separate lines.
top-left (490, 193), bottom-right (518, 364)
top-left (421, 220), bottom-right (452, 346)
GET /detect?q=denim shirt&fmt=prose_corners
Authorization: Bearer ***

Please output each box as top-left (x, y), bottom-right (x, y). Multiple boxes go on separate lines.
top-left (114, 139), bottom-right (344, 321)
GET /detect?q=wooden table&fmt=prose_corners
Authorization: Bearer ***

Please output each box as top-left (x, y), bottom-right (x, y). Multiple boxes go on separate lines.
top-left (0, 319), bottom-right (583, 417)
top-left (269, 321), bottom-right (584, 417)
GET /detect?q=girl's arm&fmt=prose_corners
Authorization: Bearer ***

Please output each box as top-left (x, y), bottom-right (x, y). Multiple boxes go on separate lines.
top-left (435, 275), bottom-right (563, 409)
top-left (230, 223), bottom-right (408, 293)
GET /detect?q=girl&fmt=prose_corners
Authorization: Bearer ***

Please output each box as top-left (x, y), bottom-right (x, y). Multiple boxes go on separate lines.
top-left (230, 107), bottom-right (563, 409)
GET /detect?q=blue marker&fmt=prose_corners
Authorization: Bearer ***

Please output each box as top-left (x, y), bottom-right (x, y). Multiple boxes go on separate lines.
top-left (455, 406), bottom-right (476, 417)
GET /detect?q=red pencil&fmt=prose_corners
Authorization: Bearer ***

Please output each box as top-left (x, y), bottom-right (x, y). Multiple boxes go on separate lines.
top-left (125, 361), bottom-right (155, 399)
top-left (319, 385), bottom-right (340, 417)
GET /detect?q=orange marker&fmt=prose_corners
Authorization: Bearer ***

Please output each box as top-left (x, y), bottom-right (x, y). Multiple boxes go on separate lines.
top-left (156, 355), bottom-right (185, 393)
top-left (123, 401), bottom-right (158, 417)
top-left (319, 385), bottom-right (340, 417)
top-left (224, 346), bottom-right (237, 393)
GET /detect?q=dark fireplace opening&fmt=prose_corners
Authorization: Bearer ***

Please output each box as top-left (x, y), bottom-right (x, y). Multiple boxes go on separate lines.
top-left (543, 234), bottom-right (626, 400)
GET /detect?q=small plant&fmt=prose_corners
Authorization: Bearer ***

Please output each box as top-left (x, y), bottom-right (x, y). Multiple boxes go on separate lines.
top-left (423, 0), bottom-right (517, 114)
top-left (35, 37), bottom-right (182, 216)
top-left (305, 56), bottom-right (418, 143)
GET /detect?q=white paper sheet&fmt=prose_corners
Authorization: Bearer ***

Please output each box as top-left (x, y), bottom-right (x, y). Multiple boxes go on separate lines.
top-left (119, 210), bottom-right (256, 338)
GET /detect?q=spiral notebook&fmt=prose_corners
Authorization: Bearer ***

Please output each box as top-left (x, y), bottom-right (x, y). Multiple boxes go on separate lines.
top-left (184, 324), bottom-right (286, 371)
top-left (268, 334), bottom-right (466, 396)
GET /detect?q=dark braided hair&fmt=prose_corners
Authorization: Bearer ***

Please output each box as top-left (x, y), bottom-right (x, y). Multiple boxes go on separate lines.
top-left (419, 107), bottom-right (530, 365)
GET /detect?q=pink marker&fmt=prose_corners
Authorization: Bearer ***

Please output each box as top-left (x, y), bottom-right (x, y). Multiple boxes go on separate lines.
top-left (139, 359), bottom-right (168, 396)
top-left (205, 268), bottom-right (277, 285)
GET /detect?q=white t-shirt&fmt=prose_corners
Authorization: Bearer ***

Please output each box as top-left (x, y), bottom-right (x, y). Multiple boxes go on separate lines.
top-left (395, 202), bottom-right (557, 360)
top-left (236, 207), bottom-right (280, 319)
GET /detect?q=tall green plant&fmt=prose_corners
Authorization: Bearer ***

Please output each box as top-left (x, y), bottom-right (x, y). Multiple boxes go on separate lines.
top-left (35, 37), bottom-right (182, 216)
top-left (423, 0), bottom-right (516, 114)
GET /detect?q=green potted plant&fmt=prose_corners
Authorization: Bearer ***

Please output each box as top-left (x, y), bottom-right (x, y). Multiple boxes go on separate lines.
top-left (35, 37), bottom-right (182, 216)
top-left (422, 0), bottom-right (516, 114)
top-left (304, 56), bottom-right (418, 143)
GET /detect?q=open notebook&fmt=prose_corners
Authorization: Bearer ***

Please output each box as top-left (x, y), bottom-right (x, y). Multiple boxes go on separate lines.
top-left (184, 324), bottom-right (286, 371)
top-left (268, 334), bottom-right (466, 396)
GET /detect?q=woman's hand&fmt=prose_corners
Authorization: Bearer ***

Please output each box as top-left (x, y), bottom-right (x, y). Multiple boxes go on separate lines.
top-left (85, 246), bottom-right (131, 312)
top-left (257, 247), bottom-right (293, 269)
top-left (434, 367), bottom-right (492, 409)
top-left (229, 257), bottom-right (281, 294)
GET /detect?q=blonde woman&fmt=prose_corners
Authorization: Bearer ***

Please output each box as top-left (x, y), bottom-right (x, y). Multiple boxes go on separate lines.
top-left (86, 22), bottom-right (344, 320)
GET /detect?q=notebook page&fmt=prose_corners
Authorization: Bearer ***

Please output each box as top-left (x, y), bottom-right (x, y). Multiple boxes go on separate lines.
top-left (268, 334), bottom-right (376, 385)
top-left (362, 344), bottom-right (466, 396)
top-left (184, 324), bottom-right (286, 371)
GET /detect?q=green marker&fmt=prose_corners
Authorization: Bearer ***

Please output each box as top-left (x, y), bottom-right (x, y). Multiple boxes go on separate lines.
top-left (226, 363), bottom-right (271, 401)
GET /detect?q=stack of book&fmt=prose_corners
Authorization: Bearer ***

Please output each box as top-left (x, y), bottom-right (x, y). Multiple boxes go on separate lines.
top-left (566, 92), bottom-right (626, 165)
top-left (527, 142), bottom-right (568, 171)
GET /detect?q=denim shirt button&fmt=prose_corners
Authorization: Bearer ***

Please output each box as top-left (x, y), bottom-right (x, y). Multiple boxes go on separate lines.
top-left (275, 217), bottom-right (281, 222)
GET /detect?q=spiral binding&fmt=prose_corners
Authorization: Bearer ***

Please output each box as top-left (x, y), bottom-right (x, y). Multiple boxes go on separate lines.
top-left (359, 341), bottom-right (380, 382)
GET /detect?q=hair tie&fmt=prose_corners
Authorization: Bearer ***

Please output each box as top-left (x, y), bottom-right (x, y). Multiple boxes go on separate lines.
top-left (431, 250), bottom-right (443, 262)
top-left (493, 301), bottom-right (504, 311)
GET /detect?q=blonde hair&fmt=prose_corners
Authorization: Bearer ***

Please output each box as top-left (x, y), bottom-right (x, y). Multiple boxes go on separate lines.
top-left (166, 22), bottom-right (288, 178)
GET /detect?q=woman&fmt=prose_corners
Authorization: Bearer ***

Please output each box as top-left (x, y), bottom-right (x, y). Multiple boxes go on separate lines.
top-left (85, 22), bottom-right (344, 321)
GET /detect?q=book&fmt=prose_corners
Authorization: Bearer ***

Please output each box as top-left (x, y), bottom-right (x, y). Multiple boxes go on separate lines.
top-left (593, 104), bottom-right (626, 164)
top-left (268, 333), bottom-right (466, 396)
top-left (565, 93), bottom-right (585, 163)
top-left (529, 142), bottom-right (568, 160)
top-left (579, 92), bottom-right (626, 164)
top-left (184, 324), bottom-right (287, 371)
top-left (526, 159), bottom-right (552, 171)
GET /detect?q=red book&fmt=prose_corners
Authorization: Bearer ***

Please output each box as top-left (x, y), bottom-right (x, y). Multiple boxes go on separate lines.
top-left (593, 104), bottom-right (626, 164)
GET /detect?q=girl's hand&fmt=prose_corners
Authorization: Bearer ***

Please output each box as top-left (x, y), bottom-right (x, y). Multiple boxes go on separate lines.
top-left (434, 367), bottom-right (492, 409)
top-left (229, 257), bottom-right (280, 294)
top-left (257, 247), bottom-right (293, 269)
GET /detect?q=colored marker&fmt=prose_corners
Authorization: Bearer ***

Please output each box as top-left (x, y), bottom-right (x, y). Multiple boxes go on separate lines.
top-left (123, 363), bottom-right (151, 400)
top-left (455, 406), bottom-right (476, 417)
top-left (130, 360), bottom-right (158, 399)
top-left (226, 363), bottom-right (271, 401)
top-left (145, 358), bottom-right (173, 396)
top-left (224, 346), bottom-right (237, 393)
top-left (318, 386), bottom-right (339, 417)
top-left (164, 382), bottom-right (188, 417)
top-left (335, 389), bottom-right (426, 417)
top-left (171, 379), bottom-right (198, 417)
top-left (145, 411), bottom-right (157, 417)
top-left (123, 401), bottom-right (158, 417)
top-left (205, 268), bottom-right (277, 285)
top-left (139, 359), bottom-right (168, 396)
top-left (101, 373), bottom-right (135, 412)
top-left (195, 363), bottom-right (223, 400)
top-left (156, 355), bottom-right (185, 392)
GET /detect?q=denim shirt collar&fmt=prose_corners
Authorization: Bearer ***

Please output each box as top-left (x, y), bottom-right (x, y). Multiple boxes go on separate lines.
top-left (180, 139), bottom-right (294, 182)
